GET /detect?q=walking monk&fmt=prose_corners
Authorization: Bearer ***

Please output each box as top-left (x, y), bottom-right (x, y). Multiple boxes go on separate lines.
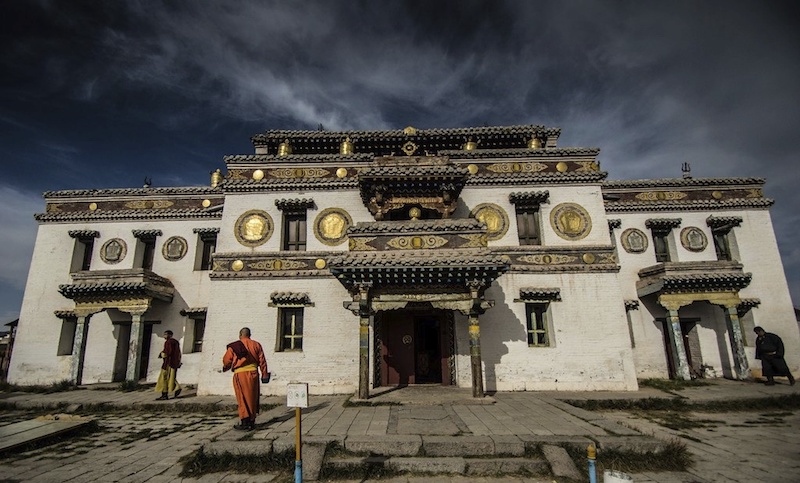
top-left (222, 327), bottom-right (270, 430)
top-left (155, 330), bottom-right (182, 400)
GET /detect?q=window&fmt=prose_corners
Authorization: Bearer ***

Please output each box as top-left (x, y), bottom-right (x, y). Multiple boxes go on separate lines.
top-left (516, 208), bottom-right (541, 246)
top-left (132, 230), bottom-right (162, 270)
top-left (57, 317), bottom-right (77, 355)
top-left (712, 232), bottom-right (731, 261)
top-left (197, 234), bottom-right (217, 270)
top-left (282, 214), bottom-right (307, 251)
top-left (509, 191), bottom-right (548, 246)
top-left (192, 318), bottom-right (206, 353)
top-left (653, 230), bottom-right (671, 262)
top-left (278, 307), bottom-right (304, 351)
top-left (525, 303), bottom-right (550, 347)
top-left (707, 216), bottom-right (741, 262)
top-left (68, 231), bottom-right (99, 272)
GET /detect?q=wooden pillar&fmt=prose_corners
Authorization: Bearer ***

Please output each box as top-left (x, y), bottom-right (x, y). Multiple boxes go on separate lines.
top-left (356, 284), bottom-right (372, 400)
top-left (468, 313), bottom-right (484, 398)
top-left (126, 313), bottom-right (146, 381)
top-left (723, 305), bottom-right (750, 380)
top-left (665, 308), bottom-right (692, 381)
top-left (70, 315), bottom-right (90, 385)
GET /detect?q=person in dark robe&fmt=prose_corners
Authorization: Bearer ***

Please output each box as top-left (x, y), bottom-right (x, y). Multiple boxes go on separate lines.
top-left (754, 326), bottom-right (795, 386)
top-left (155, 330), bottom-right (182, 400)
top-left (222, 327), bottom-right (270, 430)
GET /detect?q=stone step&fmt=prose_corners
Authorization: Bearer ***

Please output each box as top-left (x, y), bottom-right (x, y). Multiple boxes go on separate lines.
top-left (325, 455), bottom-right (550, 477)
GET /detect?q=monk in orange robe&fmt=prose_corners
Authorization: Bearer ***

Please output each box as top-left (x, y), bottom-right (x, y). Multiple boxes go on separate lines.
top-left (222, 327), bottom-right (270, 430)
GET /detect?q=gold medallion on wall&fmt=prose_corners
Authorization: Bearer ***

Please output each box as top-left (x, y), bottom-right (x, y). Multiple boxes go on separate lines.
top-left (620, 228), bottom-right (648, 253)
top-left (313, 208), bottom-right (352, 246)
top-left (100, 238), bottom-right (127, 264)
top-left (162, 236), bottom-right (188, 261)
top-left (550, 203), bottom-right (592, 241)
top-left (680, 227), bottom-right (708, 252)
top-left (235, 210), bottom-right (273, 247)
top-left (470, 203), bottom-right (509, 241)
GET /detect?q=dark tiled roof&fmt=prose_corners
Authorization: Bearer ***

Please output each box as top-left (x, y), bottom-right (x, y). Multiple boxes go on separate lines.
top-left (624, 300), bottom-right (640, 311)
top-left (68, 230), bottom-right (99, 239)
top-left (43, 187), bottom-right (221, 199)
top-left (275, 198), bottom-right (315, 211)
top-left (193, 227), bottom-right (221, 234)
top-left (222, 178), bottom-right (359, 192)
top-left (602, 177), bottom-right (766, 189)
top-left (35, 208), bottom-right (223, 222)
top-left (467, 171), bottom-right (608, 185)
top-left (180, 307), bottom-right (207, 317)
top-left (270, 292), bottom-right (312, 305)
top-left (706, 215), bottom-right (743, 230)
top-left (440, 147), bottom-right (599, 159)
top-left (518, 288), bottom-right (562, 301)
top-left (359, 164), bottom-right (470, 178)
top-left (224, 153), bottom-right (374, 163)
top-left (659, 272), bottom-right (752, 292)
top-left (252, 125), bottom-right (557, 142)
top-left (608, 219), bottom-right (622, 229)
top-left (605, 199), bottom-right (774, 212)
top-left (645, 218), bottom-right (682, 229)
top-left (509, 190), bottom-right (550, 205)
top-left (132, 229), bottom-right (163, 239)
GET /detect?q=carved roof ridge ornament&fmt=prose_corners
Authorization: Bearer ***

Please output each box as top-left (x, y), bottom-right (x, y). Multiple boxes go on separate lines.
top-left (518, 288), bottom-right (562, 301)
top-left (269, 291), bottom-right (313, 306)
top-left (645, 218), bottom-right (682, 230)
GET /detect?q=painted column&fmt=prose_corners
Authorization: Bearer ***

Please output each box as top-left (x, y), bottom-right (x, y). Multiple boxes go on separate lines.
top-left (723, 305), bottom-right (750, 380)
top-left (70, 315), bottom-right (91, 385)
top-left (126, 312), bottom-right (146, 381)
top-left (357, 284), bottom-right (372, 400)
top-left (468, 313), bottom-right (484, 398)
top-left (665, 308), bottom-right (692, 381)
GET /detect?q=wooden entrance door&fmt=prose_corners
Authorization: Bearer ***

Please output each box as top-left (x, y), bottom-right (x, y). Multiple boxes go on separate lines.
top-left (380, 311), bottom-right (449, 386)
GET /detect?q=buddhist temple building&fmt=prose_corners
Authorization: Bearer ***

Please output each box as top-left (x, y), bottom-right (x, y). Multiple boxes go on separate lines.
top-left (8, 124), bottom-right (799, 397)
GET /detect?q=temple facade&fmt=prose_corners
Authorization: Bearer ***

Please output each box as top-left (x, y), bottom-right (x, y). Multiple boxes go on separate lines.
top-left (8, 124), bottom-right (799, 397)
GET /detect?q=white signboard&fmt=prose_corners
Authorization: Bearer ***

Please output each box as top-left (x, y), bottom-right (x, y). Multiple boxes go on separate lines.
top-left (287, 383), bottom-right (309, 408)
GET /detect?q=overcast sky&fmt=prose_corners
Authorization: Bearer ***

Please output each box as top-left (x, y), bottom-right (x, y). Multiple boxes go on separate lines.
top-left (1, 0), bottom-right (799, 322)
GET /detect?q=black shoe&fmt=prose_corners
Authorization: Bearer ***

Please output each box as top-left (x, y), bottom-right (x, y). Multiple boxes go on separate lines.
top-left (789, 378), bottom-right (795, 386)
top-left (765, 381), bottom-right (775, 386)
top-left (234, 419), bottom-right (253, 431)
top-left (155, 394), bottom-right (169, 400)
top-left (174, 389), bottom-right (182, 398)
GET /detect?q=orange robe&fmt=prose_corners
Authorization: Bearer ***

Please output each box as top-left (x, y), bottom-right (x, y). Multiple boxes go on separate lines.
top-left (222, 336), bottom-right (269, 420)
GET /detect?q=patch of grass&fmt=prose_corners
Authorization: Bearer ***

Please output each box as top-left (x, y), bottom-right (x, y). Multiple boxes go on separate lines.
top-left (638, 378), bottom-right (711, 392)
top-left (180, 447), bottom-right (295, 478)
top-left (566, 393), bottom-right (800, 413)
top-left (568, 440), bottom-right (692, 476)
top-left (640, 412), bottom-right (721, 431)
top-left (0, 379), bottom-right (77, 394)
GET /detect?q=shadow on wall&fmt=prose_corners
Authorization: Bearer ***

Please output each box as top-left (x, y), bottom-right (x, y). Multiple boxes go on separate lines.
top-left (476, 283), bottom-right (524, 392)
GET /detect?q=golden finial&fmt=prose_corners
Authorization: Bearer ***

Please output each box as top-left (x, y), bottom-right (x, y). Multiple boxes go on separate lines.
top-left (278, 139), bottom-right (292, 156)
top-left (528, 137), bottom-right (542, 149)
top-left (463, 138), bottom-right (478, 151)
top-left (340, 136), bottom-right (354, 155)
top-left (210, 169), bottom-right (223, 188)
top-left (409, 207), bottom-right (421, 220)
top-left (403, 126), bottom-right (418, 135)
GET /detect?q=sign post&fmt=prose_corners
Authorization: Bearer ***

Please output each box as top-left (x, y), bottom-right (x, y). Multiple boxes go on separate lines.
top-left (287, 383), bottom-right (308, 483)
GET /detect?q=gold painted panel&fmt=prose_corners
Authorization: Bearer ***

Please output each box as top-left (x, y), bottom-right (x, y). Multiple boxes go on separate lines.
top-left (270, 167), bottom-right (330, 179)
top-left (386, 235), bottom-right (449, 250)
top-left (349, 237), bottom-right (377, 251)
top-left (485, 162), bottom-right (547, 174)
top-left (634, 191), bottom-right (688, 201)
top-left (234, 210), bottom-right (273, 247)
top-left (470, 203), bottom-right (509, 241)
top-left (550, 203), bottom-right (592, 241)
top-left (517, 254), bottom-right (578, 265)
top-left (124, 200), bottom-right (175, 209)
top-left (313, 208), bottom-right (352, 246)
top-left (248, 259), bottom-right (308, 270)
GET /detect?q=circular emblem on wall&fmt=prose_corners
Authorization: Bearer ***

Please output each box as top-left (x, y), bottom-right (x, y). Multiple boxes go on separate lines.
top-left (550, 203), bottom-right (592, 241)
top-left (162, 236), bottom-right (188, 261)
top-left (100, 238), bottom-right (127, 264)
top-left (470, 203), bottom-right (509, 241)
top-left (680, 227), bottom-right (708, 252)
top-left (620, 228), bottom-right (648, 253)
top-left (313, 208), bottom-right (352, 246)
top-left (235, 210), bottom-right (273, 247)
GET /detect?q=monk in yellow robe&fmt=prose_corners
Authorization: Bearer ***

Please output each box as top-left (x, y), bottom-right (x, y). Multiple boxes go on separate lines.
top-left (222, 327), bottom-right (270, 430)
top-left (155, 330), bottom-right (182, 400)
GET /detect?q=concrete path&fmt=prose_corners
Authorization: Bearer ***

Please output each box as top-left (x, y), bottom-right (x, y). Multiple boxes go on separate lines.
top-left (0, 379), bottom-right (798, 482)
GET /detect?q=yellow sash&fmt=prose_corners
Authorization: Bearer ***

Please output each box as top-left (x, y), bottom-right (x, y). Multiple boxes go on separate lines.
top-left (233, 363), bottom-right (257, 374)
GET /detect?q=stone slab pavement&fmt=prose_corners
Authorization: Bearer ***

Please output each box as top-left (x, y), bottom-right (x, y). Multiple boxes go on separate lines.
top-left (0, 378), bottom-right (798, 482)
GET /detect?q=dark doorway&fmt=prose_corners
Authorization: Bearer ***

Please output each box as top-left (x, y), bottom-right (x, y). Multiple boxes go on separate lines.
top-left (112, 323), bottom-right (131, 382)
top-left (380, 310), bottom-right (450, 386)
top-left (139, 323), bottom-right (154, 381)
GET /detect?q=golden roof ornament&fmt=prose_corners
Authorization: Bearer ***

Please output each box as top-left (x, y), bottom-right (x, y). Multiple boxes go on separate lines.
top-left (463, 138), bottom-right (478, 151)
top-left (278, 139), bottom-right (292, 157)
top-left (340, 137), bottom-right (354, 155)
top-left (210, 169), bottom-right (223, 188)
top-left (528, 136), bottom-right (542, 149)
top-left (403, 126), bottom-right (418, 135)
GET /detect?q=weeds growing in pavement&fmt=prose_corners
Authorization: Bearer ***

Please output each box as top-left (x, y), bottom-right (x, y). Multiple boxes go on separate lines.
top-left (0, 379), bottom-right (76, 394)
top-left (568, 440), bottom-right (692, 476)
top-left (180, 447), bottom-right (295, 478)
top-left (638, 378), bottom-right (711, 392)
top-left (565, 393), bottom-right (800, 413)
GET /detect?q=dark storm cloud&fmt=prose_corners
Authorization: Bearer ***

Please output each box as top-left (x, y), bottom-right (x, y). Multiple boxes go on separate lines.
top-left (1, 0), bottom-right (799, 319)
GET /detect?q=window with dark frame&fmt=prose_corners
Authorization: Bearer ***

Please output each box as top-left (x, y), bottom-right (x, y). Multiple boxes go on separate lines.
top-left (68, 231), bottom-right (99, 272)
top-left (141, 239), bottom-right (156, 269)
top-left (79, 238), bottom-right (94, 271)
top-left (653, 230), bottom-right (671, 262)
top-left (199, 234), bottom-right (217, 270)
top-left (516, 208), bottom-right (541, 246)
top-left (278, 307), bottom-right (304, 351)
top-left (282, 213), bottom-right (307, 251)
top-left (712, 232), bottom-right (731, 261)
top-left (526, 302), bottom-right (550, 347)
top-left (192, 318), bottom-right (206, 353)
